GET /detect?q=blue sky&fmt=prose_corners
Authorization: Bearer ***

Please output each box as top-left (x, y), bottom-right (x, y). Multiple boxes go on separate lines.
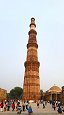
top-left (0, 0), bottom-right (64, 92)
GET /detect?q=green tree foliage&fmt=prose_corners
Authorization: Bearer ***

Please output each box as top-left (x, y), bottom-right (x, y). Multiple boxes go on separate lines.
top-left (9, 87), bottom-right (23, 100)
top-left (40, 89), bottom-right (43, 99)
top-left (40, 90), bottom-right (46, 100)
top-left (6, 93), bottom-right (10, 100)
top-left (40, 89), bottom-right (43, 95)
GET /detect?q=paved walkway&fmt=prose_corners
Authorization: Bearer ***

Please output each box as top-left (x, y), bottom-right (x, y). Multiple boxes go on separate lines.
top-left (0, 103), bottom-right (64, 115)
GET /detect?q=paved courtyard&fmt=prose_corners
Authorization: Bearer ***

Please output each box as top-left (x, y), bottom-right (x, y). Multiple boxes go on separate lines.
top-left (0, 103), bottom-right (64, 115)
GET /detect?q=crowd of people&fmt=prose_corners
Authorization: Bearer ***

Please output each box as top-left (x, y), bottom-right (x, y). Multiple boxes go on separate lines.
top-left (0, 99), bottom-right (64, 114)
top-left (36, 100), bottom-right (64, 114)
top-left (0, 100), bottom-right (33, 114)
top-left (49, 100), bottom-right (64, 113)
top-left (0, 100), bottom-right (29, 112)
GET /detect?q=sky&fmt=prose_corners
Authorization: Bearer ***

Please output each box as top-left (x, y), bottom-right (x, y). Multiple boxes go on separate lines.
top-left (0, 0), bottom-right (64, 92)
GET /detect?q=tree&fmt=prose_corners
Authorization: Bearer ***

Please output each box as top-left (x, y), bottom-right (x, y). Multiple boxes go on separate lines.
top-left (40, 89), bottom-right (43, 100)
top-left (40, 90), bottom-right (46, 100)
top-left (9, 87), bottom-right (23, 100)
top-left (6, 93), bottom-right (10, 100)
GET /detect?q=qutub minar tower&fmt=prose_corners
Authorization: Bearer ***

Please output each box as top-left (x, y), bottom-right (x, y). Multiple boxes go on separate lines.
top-left (23, 18), bottom-right (40, 100)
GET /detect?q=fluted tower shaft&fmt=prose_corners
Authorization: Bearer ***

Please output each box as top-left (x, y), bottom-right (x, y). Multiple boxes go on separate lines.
top-left (23, 18), bottom-right (40, 100)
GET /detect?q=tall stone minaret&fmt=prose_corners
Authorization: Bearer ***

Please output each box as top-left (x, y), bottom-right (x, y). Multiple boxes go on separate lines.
top-left (23, 18), bottom-right (40, 100)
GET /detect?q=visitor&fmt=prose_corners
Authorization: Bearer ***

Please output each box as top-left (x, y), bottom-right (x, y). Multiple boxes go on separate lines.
top-left (42, 101), bottom-right (45, 109)
top-left (0, 101), bottom-right (3, 112)
top-left (62, 106), bottom-right (64, 112)
top-left (3, 102), bottom-right (7, 111)
top-left (17, 104), bottom-right (22, 114)
top-left (37, 101), bottom-right (39, 108)
top-left (12, 101), bottom-right (15, 111)
top-left (28, 105), bottom-right (33, 115)
top-left (53, 101), bottom-right (56, 110)
top-left (57, 106), bottom-right (62, 114)
top-left (45, 101), bottom-right (47, 106)
top-left (0, 102), bottom-right (1, 111)
top-left (25, 101), bottom-right (28, 110)
top-left (16, 100), bottom-right (20, 111)
top-left (7, 100), bottom-right (11, 111)
top-left (22, 102), bottom-right (25, 111)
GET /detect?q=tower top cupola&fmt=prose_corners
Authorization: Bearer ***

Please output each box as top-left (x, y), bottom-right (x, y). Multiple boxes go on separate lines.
top-left (30, 17), bottom-right (36, 30)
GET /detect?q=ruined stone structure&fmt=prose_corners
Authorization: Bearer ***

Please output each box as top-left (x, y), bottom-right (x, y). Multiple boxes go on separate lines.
top-left (23, 18), bottom-right (40, 100)
top-left (45, 85), bottom-right (61, 101)
top-left (61, 86), bottom-right (64, 105)
top-left (0, 88), bottom-right (7, 101)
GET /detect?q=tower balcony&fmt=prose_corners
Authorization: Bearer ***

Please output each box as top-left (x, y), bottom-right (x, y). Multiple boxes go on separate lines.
top-left (24, 61), bottom-right (40, 68)
top-left (27, 43), bottom-right (38, 48)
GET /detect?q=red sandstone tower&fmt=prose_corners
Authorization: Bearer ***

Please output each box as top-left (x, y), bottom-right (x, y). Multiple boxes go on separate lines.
top-left (23, 18), bottom-right (40, 100)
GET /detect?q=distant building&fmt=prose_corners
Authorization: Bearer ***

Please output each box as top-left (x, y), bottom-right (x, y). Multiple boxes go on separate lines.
top-left (0, 88), bottom-right (7, 101)
top-left (61, 86), bottom-right (64, 105)
top-left (45, 85), bottom-right (61, 101)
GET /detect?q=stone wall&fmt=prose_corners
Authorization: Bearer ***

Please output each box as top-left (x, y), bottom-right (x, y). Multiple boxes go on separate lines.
top-left (0, 88), bottom-right (7, 101)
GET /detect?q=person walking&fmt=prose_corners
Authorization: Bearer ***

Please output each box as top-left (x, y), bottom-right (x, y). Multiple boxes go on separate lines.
top-left (43, 101), bottom-right (45, 109)
top-left (37, 101), bottom-right (39, 108)
top-left (22, 102), bottom-right (25, 111)
top-left (25, 101), bottom-right (28, 110)
top-left (53, 101), bottom-right (56, 110)
top-left (4, 102), bottom-right (7, 111)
